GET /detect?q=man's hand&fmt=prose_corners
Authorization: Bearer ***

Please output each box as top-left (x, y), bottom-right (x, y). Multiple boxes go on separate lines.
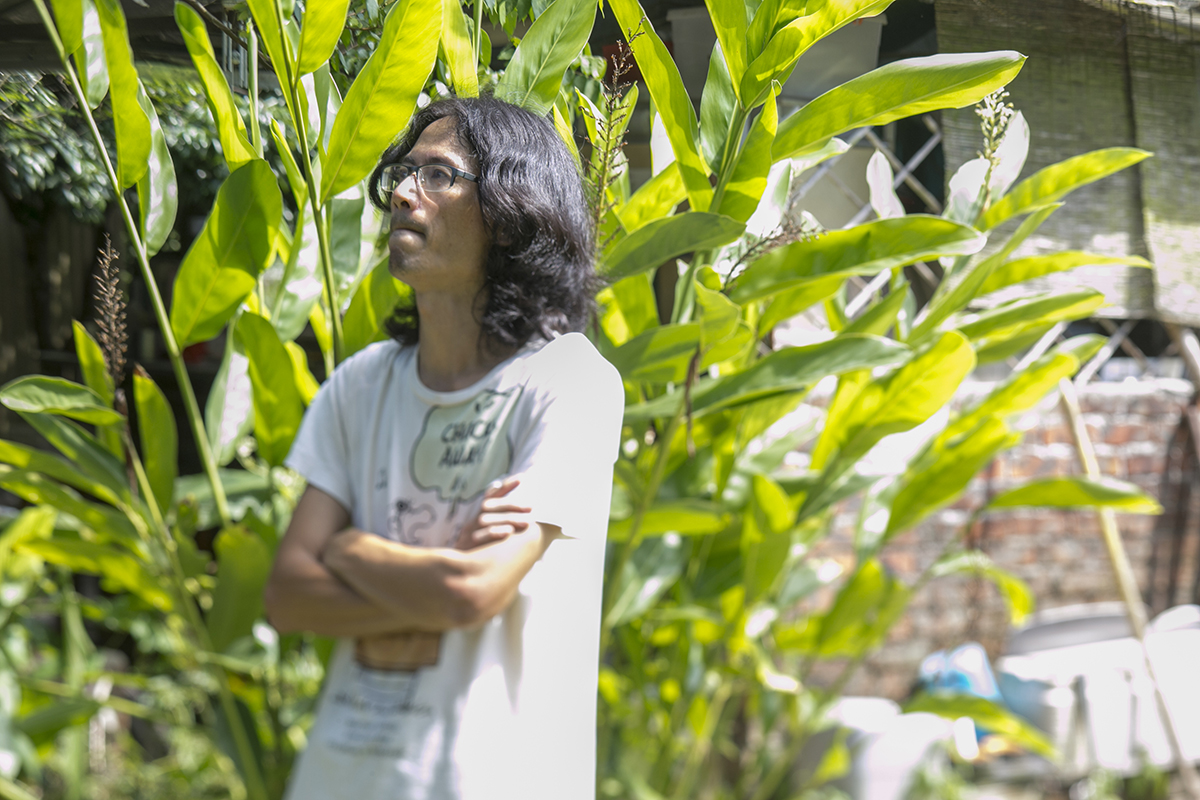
top-left (454, 477), bottom-right (532, 550)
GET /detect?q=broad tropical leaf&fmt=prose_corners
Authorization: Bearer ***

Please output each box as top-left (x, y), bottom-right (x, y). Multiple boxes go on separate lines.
top-left (494, 0), bottom-right (594, 115)
top-left (320, 0), bottom-right (441, 201)
top-left (297, 0), bottom-right (353, 74)
top-left (773, 52), bottom-right (1025, 162)
top-left (0, 377), bottom-right (123, 426)
top-left (601, 212), bottom-right (745, 280)
top-left (987, 476), bottom-right (1162, 514)
top-left (132, 368), bottom-right (177, 515)
top-left (94, 0), bottom-right (149, 187)
top-left (237, 312), bottom-right (306, 467)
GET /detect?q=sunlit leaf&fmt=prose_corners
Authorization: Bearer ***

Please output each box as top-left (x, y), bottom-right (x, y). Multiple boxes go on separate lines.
top-left (904, 693), bottom-right (1055, 758)
top-left (320, 0), bottom-right (441, 201)
top-left (980, 147), bottom-right (1151, 231)
top-left (94, 0), bottom-right (149, 187)
top-left (773, 52), bottom-right (1025, 162)
top-left (16, 539), bottom-right (171, 610)
top-left (296, 0), bottom-right (352, 74)
top-left (237, 312), bottom-right (305, 467)
top-left (601, 212), bottom-right (745, 280)
top-left (980, 251), bottom-right (1152, 296)
top-left (988, 476), bottom-right (1162, 515)
top-left (207, 524), bottom-right (272, 652)
top-left (170, 161), bottom-right (282, 347)
top-left (494, 0), bottom-right (593, 115)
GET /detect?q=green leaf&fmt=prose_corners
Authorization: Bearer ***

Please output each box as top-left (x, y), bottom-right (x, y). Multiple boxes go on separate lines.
top-left (980, 147), bottom-right (1151, 231)
top-left (237, 312), bottom-right (306, 467)
top-left (329, 196), bottom-right (368, 305)
top-left (601, 212), bottom-right (745, 280)
top-left (50, 0), bottom-right (83, 55)
top-left (842, 285), bottom-right (908, 337)
top-left (904, 693), bottom-right (1055, 758)
top-left (18, 414), bottom-right (130, 504)
top-left (908, 204), bottom-right (1063, 344)
top-left (885, 417), bottom-right (1021, 537)
top-left (176, 4), bottom-right (257, 170)
top-left (608, 0), bottom-right (712, 210)
top-left (624, 334), bottom-right (910, 421)
top-left (265, 198), bottom-right (323, 343)
top-left (731, 216), bottom-right (985, 303)
top-left (867, 150), bottom-right (904, 219)
top-left (741, 474), bottom-right (792, 600)
top-left (170, 160), bottom-right (282, 347)
top-left (956, 289), bottom-right (1105, 343)
top-left (609, 323), bottom-right (700, 383)
top-left (174, 469), bottom-right (272, 532)
top-left (717, 91), bottom-right (776, 223)
top-left (0, 468), bottom-right (141, 554)
top-left (205, 332), bottom-right (254, 467)
top-left (981, 251), bottom-right (1153, 296)
top-left (207, 525), bottom-right (272, 652)
top-left (699, 42), bottom-right (737, 171)
top-left (740, 0), bottom-right (891, 107)
top-left (939, 336), bottom-right (1101, 446)
top-left (296, 0), bottom-right (352, 74)
top-left (245, 0), bottom-right (291, 99)
top-left (0, 439), bottom-right (119, 506)
top-left (695, 282), bottom-right (740, 350)
top-left (94, 0), bottom-right (149, 188)
top-left (615, 163), bottom-right (686, 234)
top-left (132, 368), bottom-right (177, 515)
top-left (494, 0), bottom-right (594, 115)
top-left (931, 551), bottom-right (1034, 625)
top-left (607, 500), bottom-right (729, 541)
top-left (320, 0), bottom-right (441, 202)
top-left (817, 331), bottom-right (976, 477)
top-left (14, 698), bottom-right (99, 742)
top-left (988, 476), bottom-right (1163, 515)
top-left (815, 559), bottom-right (909, 657)
top-left (605, 536), bottom-right (685, 626)
top-left (758, 275), bottom-right (845, 333)
top-left (0, 377), bottom-right (123, 426)
top-left (773, 52), bottom-right (1026, 162)
top-left (343, 259), bottom-right (409, 357)
top-left (135, 80), bottom-right (179, 257)
top-left (75, 0), bottom-right (108, 109)
top-left (71, 321), bottom-right (113, 409)
top-left (439, 0), bottom-right (478, 98)
top-left (286, 342), bottom-right (320, 404)
top-left (599, 273), bottom-right (659, 345)
top-left (16, 539), bottom-right (172, 610)
top-left (704, 0), bottom-right (747, 95)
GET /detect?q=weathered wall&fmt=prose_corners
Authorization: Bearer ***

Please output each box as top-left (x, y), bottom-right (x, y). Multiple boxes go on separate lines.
top-left (934, 0), bottom-right (1160, 320)
top-left (804, 378), bottom-right (1196, 700)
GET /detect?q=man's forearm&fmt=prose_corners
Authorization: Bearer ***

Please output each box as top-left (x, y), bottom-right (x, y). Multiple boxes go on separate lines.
top-left (264, 543), bottom-right (431, 637)
top-left (322, 524), bottom-right (555, 630)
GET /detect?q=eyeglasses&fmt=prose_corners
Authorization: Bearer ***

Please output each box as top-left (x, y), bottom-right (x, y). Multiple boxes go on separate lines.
top-left (381, 163), bottom-right (478, 195)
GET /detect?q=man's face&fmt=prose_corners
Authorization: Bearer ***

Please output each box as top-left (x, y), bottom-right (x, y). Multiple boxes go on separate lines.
top-left (387, 117), bottom-right (491, 296)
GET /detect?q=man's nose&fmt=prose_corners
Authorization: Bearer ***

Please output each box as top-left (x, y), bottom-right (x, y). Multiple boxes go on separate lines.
top-left (392, 172), bottom-right (420, 207)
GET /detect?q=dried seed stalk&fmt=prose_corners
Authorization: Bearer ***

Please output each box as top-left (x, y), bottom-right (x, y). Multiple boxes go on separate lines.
top-left (94, 234), bottom-right (128, 388)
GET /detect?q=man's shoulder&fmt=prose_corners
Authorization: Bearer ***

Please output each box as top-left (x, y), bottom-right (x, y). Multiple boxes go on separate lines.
top-left (523, 333), bottom-right (621, 393)
top-left (315, 340), bottom-right (408, 406)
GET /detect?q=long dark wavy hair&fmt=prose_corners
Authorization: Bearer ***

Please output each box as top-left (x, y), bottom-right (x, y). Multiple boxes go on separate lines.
top-left (367, 97), bottom-right (596, 351)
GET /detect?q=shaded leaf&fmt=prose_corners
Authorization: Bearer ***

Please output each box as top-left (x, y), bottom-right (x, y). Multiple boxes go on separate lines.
top-left (601, 213), bottom-right (745, 280)
top-left (607, 500), bottom-right (730, 541)
top-left (237, 312), bottom-right (305, 467)
top-left (132, 368), bottom-right (176, 515)
top-left (0, 377), bottom-right (123, 426)
top-left (207, 525), bottom-right (272, 652)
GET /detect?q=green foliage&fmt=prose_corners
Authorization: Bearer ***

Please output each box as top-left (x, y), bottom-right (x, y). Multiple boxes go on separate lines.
top-left (4, 0), bottom-right (1157, 797)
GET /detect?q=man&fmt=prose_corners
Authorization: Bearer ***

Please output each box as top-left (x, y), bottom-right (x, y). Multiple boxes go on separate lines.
top-left (264, 97), bottom-right (624, 800)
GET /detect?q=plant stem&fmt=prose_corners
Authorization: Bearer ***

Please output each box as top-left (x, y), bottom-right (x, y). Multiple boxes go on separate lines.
top-left (671, 679), bottom-right (732, 800)
top-left (285, 62), bottom-right (345, 366)
top-left (32, 0), bottom-right (232, 528)
top-left (1059, 378), bottom-right (1200, 800)
top-left (473, 0), bottom-right (485, 69)
top-left (247, 22), bottom-right (263, 156)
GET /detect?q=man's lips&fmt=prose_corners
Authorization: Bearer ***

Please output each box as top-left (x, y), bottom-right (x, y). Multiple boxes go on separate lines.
top-left (390, 220), bottom-right (425, 236)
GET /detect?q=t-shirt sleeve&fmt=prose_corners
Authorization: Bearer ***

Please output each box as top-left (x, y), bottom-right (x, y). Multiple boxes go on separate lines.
top-left (284, 351), bottom-right (359, 513)
top-left (507, 335), bottom-right (624, 538)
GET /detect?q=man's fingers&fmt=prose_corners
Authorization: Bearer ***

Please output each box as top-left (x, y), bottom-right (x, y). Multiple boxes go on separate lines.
top-left (484, 476), bottom-right (521, 498)
top-left (476, 513), bottom-right (529, 529)
top-left (479, 498), bottom-right (532, 514)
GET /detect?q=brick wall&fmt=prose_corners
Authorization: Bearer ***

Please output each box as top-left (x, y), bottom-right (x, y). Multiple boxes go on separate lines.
top-left (802, 377), bottom-right (1197, 700)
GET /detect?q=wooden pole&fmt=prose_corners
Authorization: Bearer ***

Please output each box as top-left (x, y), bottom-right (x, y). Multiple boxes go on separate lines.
top-left (1058, 378), bottom-right (1200, 798)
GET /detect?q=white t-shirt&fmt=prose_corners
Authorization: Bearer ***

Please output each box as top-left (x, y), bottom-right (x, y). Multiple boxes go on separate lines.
top-left (282, 332), bottom-right (624, 800)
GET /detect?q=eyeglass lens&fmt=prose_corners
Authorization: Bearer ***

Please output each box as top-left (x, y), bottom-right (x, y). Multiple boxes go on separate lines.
top-left (384, 164), bottom-right (455, 194)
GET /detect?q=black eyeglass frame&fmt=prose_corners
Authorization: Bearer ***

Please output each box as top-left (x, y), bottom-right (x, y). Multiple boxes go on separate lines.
top-left (381, 163), bottom-right (479, 194)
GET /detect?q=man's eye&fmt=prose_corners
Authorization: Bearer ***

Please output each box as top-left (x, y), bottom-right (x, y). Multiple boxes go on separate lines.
top-left (426, 166), bottom-right (453, 188)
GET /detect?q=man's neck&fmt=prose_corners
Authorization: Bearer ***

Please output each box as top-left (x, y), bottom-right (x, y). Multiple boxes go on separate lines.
top-left (414, 291), bottom-right (515, 392)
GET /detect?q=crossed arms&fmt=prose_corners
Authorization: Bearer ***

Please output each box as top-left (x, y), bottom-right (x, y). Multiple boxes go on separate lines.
top-left (264, 479), bottom-right (556, 638)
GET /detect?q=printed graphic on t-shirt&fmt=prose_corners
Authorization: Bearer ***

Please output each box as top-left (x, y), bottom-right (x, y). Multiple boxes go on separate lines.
top-left (412, 387), bottom-right (522, 507)
top-left (387, 498), bottom-right (438, 546)
top-left (322, 663), bottom-right (431, 758)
